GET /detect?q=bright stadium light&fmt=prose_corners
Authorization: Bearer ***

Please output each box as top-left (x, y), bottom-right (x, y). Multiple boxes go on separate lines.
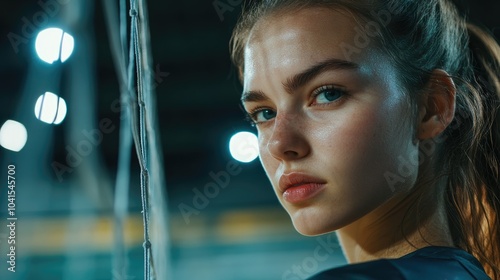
top-left (35, 27), bottom-right (74, 64)
top-left (229, 131), bottom-right (259, 163)
top-left (0, 120), bottom-right (28, 152)
top-left (34, 92), bottom-right (67, 125)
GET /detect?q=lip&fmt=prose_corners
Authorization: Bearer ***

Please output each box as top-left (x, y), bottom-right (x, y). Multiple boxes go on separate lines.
top-left (279, 172), bottom-right (327, 203)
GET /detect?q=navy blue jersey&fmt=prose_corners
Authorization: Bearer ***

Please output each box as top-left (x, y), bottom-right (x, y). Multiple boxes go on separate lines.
top-left (308, 246), bottom-right (491, 280)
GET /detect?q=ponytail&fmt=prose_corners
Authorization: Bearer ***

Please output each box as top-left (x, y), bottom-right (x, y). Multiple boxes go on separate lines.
top-left (468, 24), bottom-right (500, 94)
top-left (445, 23), bottom-right (500, 278)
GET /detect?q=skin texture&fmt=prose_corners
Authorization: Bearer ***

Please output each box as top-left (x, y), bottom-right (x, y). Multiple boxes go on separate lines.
top-left (241, 7), bottom-right (456, 262)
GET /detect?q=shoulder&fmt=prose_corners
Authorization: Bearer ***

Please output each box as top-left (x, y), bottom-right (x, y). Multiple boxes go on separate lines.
top-left (307, 246), bottom-right (491, 280)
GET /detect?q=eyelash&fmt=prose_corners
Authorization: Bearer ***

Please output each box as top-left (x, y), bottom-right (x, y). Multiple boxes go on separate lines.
top-left (245, 107), bottom-right (269, 127)
top-left (311, 85), bottom-right (347, 106)
top-left (245, 85), bottom-right (348, 126)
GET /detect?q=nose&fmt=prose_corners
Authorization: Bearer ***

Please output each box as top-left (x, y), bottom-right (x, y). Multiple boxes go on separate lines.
top-left (266, 114), bottom-right (310, 161)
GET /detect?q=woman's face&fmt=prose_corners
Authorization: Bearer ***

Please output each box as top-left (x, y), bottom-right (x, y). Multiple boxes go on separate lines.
top-left (241, 7), bottom-right (420, 236)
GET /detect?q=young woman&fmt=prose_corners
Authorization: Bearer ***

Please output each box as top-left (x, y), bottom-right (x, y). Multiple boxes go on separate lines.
top-left (230, 0), bottom-right (500, 279)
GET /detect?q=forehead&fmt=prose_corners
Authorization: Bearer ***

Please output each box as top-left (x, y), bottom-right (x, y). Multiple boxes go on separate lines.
top-left (243, 7), bottom-right (370, 89)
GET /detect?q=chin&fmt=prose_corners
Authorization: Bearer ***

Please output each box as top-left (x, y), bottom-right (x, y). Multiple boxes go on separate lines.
top-left (288, 207), bottom-right (341, 236)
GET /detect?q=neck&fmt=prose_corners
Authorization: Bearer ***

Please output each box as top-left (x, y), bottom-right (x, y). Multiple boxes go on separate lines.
top-left (336, 177), bottom-right (455, 263)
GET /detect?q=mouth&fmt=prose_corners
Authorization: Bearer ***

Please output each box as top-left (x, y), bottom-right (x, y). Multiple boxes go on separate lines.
top-left (279, 172), bottom-right (327, 204)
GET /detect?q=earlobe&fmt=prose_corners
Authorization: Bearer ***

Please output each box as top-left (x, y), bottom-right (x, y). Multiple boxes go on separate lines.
top-left (417, 69), bottom-right (456, 140)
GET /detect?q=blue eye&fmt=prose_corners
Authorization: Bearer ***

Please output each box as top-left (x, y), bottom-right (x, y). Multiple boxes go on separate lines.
top-left (313, 86), bottom-right (345, 104)
top-left (248, 108), bottom-right (276, 124)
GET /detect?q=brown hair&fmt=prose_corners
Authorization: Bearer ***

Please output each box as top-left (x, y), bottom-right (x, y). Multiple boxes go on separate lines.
top-left (230, 0), bottom-right (500, 278)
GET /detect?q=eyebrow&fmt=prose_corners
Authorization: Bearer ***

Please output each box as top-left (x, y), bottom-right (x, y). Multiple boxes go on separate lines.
top-left (241, 58), bottom-right (359, 104)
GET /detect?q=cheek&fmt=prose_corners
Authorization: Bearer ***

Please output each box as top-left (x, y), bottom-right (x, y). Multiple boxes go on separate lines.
top-left (257, 133), bottom-right (278, 176)
top-left (319, 101), bottom-right (417, 195)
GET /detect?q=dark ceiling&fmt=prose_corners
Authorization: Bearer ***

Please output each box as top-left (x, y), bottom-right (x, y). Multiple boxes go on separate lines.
top-left (0, 0), bottom-right (499, 207)
top-left (0, 1), bottom-right (252, 188)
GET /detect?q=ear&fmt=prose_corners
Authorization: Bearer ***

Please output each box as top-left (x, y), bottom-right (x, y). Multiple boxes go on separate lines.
top-left (417, 69), bottom-right (456, 140)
